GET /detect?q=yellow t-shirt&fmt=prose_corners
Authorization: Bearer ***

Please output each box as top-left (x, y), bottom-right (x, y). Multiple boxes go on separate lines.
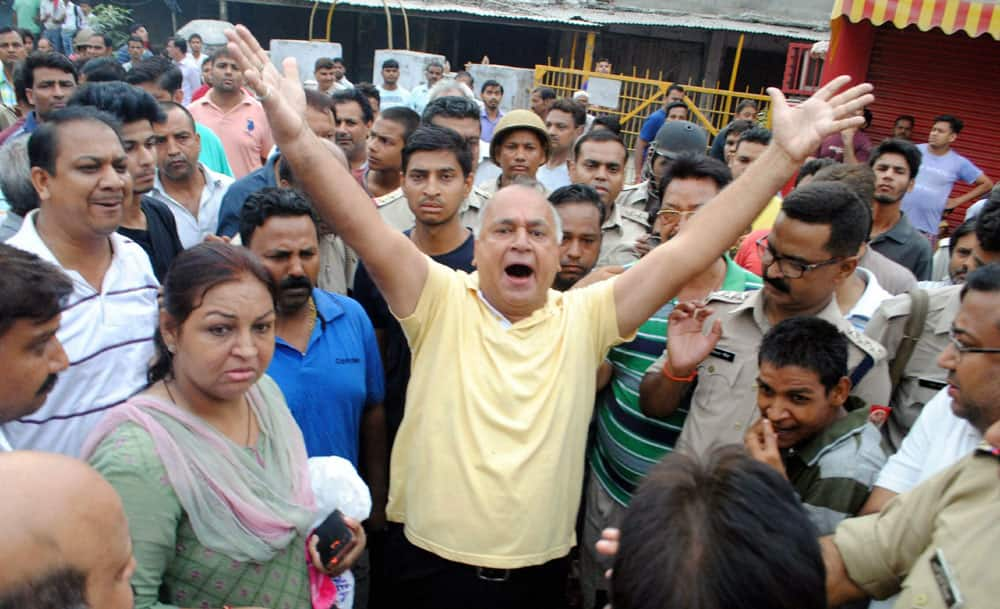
top-left (751, 195), bottom-right (783, 231)
top-left (388, 259), bottom-right (627, 569)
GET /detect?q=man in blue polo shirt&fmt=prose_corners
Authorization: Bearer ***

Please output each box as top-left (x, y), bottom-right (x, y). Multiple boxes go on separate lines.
top-left (240, 185), bottom-right (386, 483)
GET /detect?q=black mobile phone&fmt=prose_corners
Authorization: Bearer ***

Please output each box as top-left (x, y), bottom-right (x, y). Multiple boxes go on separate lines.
top-left (314, 509), bottom-right (355, 568)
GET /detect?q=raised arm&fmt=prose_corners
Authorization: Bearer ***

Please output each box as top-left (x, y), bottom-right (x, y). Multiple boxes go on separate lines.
top-left (225, 26), bottom-right (427, 318)
top-left (613, 77), bottom-right (874, 336)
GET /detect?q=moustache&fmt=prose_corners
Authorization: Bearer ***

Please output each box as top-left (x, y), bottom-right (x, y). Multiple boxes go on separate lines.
top-left (279, 275), bottom-right (313, 293)
top-left (764, 274), bottom-right (791, 294)
top-left (36, 374), bottom-right (58, 396)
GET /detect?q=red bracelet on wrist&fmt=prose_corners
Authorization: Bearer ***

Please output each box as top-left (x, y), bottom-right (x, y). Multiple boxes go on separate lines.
top-left (662, 361), bottom-right (697, 383)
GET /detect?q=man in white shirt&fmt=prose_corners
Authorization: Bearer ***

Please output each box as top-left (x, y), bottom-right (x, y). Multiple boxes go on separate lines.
top-left (408, 60), bottom-right (444, 115)
top-left (3, 106), bottom-right (159, 456)
top-left (184, 32), bottom-right (207, 68)
top-left (151, 101), bottom-right (234, 247)
top-left (165, 37), bottom-right (200, 105)
top-left (0, 244), bottom-right (72, 452)
top-left (331, 57), bottom-right (353, 91)
top-left (376, 58), bottom-right (411, 110)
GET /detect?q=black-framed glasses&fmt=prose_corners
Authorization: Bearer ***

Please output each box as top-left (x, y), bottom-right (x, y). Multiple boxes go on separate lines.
top-left (756, 237), bottom-right (843, 279)
top-left (947, 328), bottom-right (1000, 356)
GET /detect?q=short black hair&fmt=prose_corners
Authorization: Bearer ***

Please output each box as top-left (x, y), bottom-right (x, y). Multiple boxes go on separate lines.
top-left (80, 57), bottom-right (126, 83)
top-left (239, 187), bottom-right (320, 246)
top-left (355, 81), bottom-right (379, 100)
top-left (869, 137), bottom-right (922, 180)
top-left (974, 195), bottom-right (1000, 254)
top-left (159, 100), bottom-right (196, 131)
top-left (422, 95), bottom-right (479, 124)
top-left (380, 106), bottom-right (421, 142)
top-left (591, 114), bottom-right (622, 136)
top-left (0, 26), bottom-right (23, 41)
top-left (950, 218), bottom-right (977, 255)
top-left (665, 101), bottom-right (688, 116)
top-left (173, 37), bottom-right (188, 55)
top-left (734, 99), bottom-right (757, 114)
top-left (612, 447), bottom-right (825, 609)
top-left (207, 47), bottom-right (235, 65)
top-left (780, 181), bottom-right (869, 257)
top-left (125, 56), bottom-right (182, 95)
top-left (481, 79), bottom-right (503, 95)
top-left (961, 263), bottom-right (1000, 303)
top-left (934, 114), bottom-right (964, 134)
top-left (188, 33), bottom-right (202, 43)
top-left (759, 317), bottom-right (848, 391)
top-left (332, 57), bottom-right (345, 66)
top-left (381, 58), bottom-right (399, 70)
top-left (548, 183), bottom-right (606, 225)
top-left (401, 125), bottom-right (472, 176)
top-left (128, 23), bottom-right (146, 35)
top-left (0, 243), bottom-right (74, 338)
top-left (662, 152), bottom-right (732, 191)
top-left (795, 157), bottom-right (836, 186)
top-left (314, 57), bottom-right (335, 71)
top-left (549, 98), bottom-right (585, 128)
top-left (0, 137), bottom-right (38, 217)
top-left (0, 565), bottom-right (88, 609)
top-left (332, 87), bottom-right (374, 123)
top-left (28, 106), bottom-right (122, 175)
top-left (895, 114), bottom-right (914, 126)
top-left (127, 36), bottom-right (144, 47)
top-left (812, 162), bottom-right (876, 210)
top-left (532, 86), bottom-right (556, 101)
top-left (572, 129), bottom-right (627, 164)
top-left (738, 126), bottom-right (772, 147)
top-left (666, 83), bottom-right (684, 96)
top-left (23, 51), bottom-right (78, 89)
top-left (726, 118), bottom-right (755, 138)
top-left (68, 81), bottom-right (165, 125)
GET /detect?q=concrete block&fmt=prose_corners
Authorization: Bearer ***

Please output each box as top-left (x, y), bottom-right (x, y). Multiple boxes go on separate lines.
top-left (371, 49), bottom-right (446, 91)
top-left (467, 64), bottom-right (535, 113)
top-left (269, 39), bottom-right (344, 85)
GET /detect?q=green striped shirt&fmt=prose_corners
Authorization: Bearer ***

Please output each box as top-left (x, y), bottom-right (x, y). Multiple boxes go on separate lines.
top-left (590, 256), bottom-right (762, 506)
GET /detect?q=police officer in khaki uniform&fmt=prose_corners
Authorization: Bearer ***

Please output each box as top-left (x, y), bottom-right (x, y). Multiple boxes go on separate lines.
top-left (863, 285), bottom-right (959, 450)
top-left (602, 121), bottom-right (712, 265)
top-left (824, 439), bottom-right (1000, 609)
top-left (462, 109), bottom-right (549, 230)
top-left (640, 181), bottom-right (892, 457)
top-left (374, 186), bottom-right (415, 232)
top-left (865, 198), bottom-right (1000, 450)
top-left (565, 128), bottom-right (649, 266)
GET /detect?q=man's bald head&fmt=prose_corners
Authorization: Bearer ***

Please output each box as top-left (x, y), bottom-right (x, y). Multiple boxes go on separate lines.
top-left (0, 452), bottom-right (134, 609)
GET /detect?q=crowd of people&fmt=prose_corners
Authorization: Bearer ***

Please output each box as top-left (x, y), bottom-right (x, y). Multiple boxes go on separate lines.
top-left (0, 16), bottom-right (998, 609)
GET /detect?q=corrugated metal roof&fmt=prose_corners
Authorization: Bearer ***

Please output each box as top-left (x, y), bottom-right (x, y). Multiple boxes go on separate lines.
top-left (309, 0), bottom-right (829, 40)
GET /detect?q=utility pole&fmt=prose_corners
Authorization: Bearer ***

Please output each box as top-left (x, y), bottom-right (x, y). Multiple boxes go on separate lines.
top-left (219, 0), bottom-right (228, 21)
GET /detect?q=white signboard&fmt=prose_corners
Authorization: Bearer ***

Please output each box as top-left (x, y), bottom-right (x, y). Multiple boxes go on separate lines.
top-left (587, 77), bottom-right (622, 109)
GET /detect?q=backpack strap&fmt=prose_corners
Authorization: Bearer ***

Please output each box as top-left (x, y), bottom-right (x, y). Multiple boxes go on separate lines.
top-left (889, 287), bottom-right (930, 391)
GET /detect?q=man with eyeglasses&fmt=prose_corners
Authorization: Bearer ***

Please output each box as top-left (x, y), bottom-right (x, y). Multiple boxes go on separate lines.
top-left (639, 180), bottom-right (890, 459)
top-left (579, 153), bottom-right (762, 609)
top-left (864, 195), bottom-right (1000, 451)
top-left (820, 265), bottom-right (1000, 609)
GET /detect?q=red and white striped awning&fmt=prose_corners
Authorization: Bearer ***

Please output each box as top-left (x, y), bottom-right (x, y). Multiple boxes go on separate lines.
top-left (831, 0), bottom-right (1000, 40)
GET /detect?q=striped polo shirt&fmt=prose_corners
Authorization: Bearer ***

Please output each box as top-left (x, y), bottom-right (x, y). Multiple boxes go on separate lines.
top-left (590, 256), bottom-right (761, 506)
top-left (3, 210), bottom-right (159, 456)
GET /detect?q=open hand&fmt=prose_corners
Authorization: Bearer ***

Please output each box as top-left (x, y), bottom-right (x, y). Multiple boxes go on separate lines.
top-left (666, 301), bottom-right (722, 377)
top-left (767, 75), bottom-right (873, 164)
top-left (224, 25), bottom-right (308, 145)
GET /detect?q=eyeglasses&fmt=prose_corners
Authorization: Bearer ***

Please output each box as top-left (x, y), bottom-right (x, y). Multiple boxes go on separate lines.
top-left (657, 207), bottom-right (698, 221)
top-left (947, 328), bottom-right (1000, 356)
top-left (756, 237), bottom-right (843, 279)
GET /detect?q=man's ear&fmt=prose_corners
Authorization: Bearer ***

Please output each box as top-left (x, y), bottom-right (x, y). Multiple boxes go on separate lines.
top-left (30, 166), bottom-right (52, 202)
top-left (830, 375), bottom-right (851, 408)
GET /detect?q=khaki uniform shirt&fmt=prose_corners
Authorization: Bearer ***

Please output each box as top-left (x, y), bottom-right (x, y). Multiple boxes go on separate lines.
top-left (317, 234), bottom-right (357, 295)
top-left (375, 187), bottom-right (415, 233)
top-left (834, 446), bottom-right (1000, 608)
top-left (864, 285), bottom-right (960, 451)
top-left (649, 290), bottom-right (890, 458)
top-left (600, 183), bottom-right (651, 266)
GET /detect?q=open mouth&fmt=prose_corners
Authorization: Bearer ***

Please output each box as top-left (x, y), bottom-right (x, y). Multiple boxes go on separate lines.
top-left (505, 264), bottom-right (534, 279)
